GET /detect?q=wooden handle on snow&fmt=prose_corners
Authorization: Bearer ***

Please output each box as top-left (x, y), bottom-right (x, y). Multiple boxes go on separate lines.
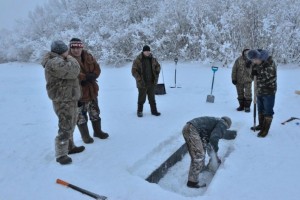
top-left (56, 179), bottom-right (69, 186)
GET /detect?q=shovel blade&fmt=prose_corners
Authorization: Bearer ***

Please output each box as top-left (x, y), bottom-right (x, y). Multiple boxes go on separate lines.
top-left (206, 95), bottom-right (215, 103)
top-left (155, 84), bottom-right (166, 95)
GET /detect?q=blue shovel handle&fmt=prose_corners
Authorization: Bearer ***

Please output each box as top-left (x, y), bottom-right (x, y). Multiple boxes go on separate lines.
top-left (212, 66), bottom-right (219, 72)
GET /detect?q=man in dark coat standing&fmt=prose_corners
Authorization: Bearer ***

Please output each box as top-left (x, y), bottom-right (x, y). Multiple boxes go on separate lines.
top-left (132, 45), bottom-right (161, 117)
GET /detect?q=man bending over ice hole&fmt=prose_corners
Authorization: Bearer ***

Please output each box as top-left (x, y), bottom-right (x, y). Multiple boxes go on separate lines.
top-left (182, 116), bottom-right (233, 188)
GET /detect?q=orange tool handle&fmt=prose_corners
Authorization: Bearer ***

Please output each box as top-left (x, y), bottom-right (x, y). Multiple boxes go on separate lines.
top-left (56, 179), bottom-right (69, 187)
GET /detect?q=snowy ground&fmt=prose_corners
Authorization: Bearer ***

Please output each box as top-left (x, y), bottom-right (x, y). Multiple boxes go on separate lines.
top-left (0, 61), bottom-right (299, 200)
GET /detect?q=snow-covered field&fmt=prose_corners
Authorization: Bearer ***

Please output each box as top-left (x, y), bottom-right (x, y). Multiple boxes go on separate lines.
top-left (0, 61), bottom-right (299, 200)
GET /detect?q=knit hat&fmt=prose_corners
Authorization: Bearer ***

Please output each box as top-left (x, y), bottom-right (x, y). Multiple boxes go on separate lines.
top-left (221, 116), bottom-right (232, 129)
top-left (51, 40), bottom-right (68, 55)
top-left (143, 45), bottom-right (151, 52)
top-left (247, 49), bottom-right (269, 61)
top-left (70, 38), bottom-right (84, 48)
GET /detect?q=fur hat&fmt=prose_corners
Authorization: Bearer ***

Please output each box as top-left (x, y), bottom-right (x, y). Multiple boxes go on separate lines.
top-left (143, 45), bottom-right (151, 52)
top-left (51, 40), bottom-right (68, 55)
top-left (221, 116), bottom-right (232, 129)
top-left (70, 38), bottom-right (84, 48)
top-left (247, 49), bottom-right (269, 61)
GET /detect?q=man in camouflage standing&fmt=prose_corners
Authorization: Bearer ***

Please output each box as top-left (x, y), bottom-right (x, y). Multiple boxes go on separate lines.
top-left (232, 49), bottom-right (253, 112)
top-left (69, 38), bottom-right (109, 144)
top-left (132, 45), bottom-right (161, 117)
top-left (248, 49), bottom-right (277, 138)
top-left (42, 40), bottom-right (85, 165)
top-left (182, 116), bottom-right (232, 188)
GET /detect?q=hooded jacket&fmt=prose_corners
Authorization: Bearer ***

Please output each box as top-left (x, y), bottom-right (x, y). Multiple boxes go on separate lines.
top-left (41, 52), bottom-right (81, 102)
top-left (254, 53), bottom-right (277, 95)
top-left (187, 117), bottom-right (228, 153)
top-left (232, 49), bottom-right (253, 84)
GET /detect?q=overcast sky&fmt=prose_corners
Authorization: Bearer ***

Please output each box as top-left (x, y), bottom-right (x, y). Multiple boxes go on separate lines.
top-left (0, 0), bottom-right (48, 30)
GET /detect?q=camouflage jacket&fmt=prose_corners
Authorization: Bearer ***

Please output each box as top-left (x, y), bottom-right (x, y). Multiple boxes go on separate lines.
top-left (253, 56), bottom-right (277, 95)
top-left (41, 52), bottom-right (81, 102)
top-left (187, 117), bottom-right (228, 153)
top-left (69, 50), bottom-right (100, 102)
top-left (232, 56), bottom-right (253, 84)
top-left (131, 53), bottom-right (161, 88)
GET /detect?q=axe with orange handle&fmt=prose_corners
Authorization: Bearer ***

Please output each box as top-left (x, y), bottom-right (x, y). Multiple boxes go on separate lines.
top-left (56, 179), bottom-right (107, 200)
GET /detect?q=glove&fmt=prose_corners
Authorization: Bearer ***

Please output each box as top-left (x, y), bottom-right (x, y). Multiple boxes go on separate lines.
top-left (251, 69), bottom-right (258, 76)
top-left (86, 73), bottom-right (97, 82)
top-left (246, 60), bottom-right (252, 68)
top-left (216, 156), bottom-right (222, 164)
top-left (232, 80), bottom-right (237, 85)
top-left (81, 80), bottom-right (89, 86)
top-left (77, 101), bottom-right (83, 107)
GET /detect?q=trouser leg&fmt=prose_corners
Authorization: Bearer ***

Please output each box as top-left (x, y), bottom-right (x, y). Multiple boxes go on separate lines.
top-left (138, 87), bottom-right (147, 106)
top-left (182, 124), bottom-right (205, 183)
top-left (53, 101), bottom-right (77, 158)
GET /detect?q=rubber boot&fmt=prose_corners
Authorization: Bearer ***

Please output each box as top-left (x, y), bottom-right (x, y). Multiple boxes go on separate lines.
top-left (68, 138), bottom-right (85, 154)
top-left (244, 100), bottom-right (252, 113)
top-left (236, 99), bottom-right (244, 111)
top-left (257, 116), bottom-right (273, 138)
top-left (150, 103), bottom-right (161, 116)
top-left (251, 113), bottom-right (264, 131)
top-left (78, 123), bottom-right (94, 144)
top-left (187, 181), bottom-right (206, 188)
top-left (92, 119), bottom-right (109, 139)
top-left (56, 155), bottom-right (72, 165)
top-left (137, 104), bottom-right (143, 117)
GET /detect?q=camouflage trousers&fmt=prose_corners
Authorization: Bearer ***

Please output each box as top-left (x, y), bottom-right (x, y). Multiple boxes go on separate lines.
top-left (77, 99), bottom-right (101, 125)
top-left (138, 85), bottom-right (156, 106)
top-left (52, 101), bottom-right (77, 158)
top-left (236, 83), bottom-right (252, 101)
top-left (182, 123), bottom-right (206, 183)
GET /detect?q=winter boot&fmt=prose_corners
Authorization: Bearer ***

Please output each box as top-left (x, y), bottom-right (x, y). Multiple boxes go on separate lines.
top-left (92, 119), bottom-right (109, 139)
top-left (56, 155), bottom-right (72, 165)
top-left (150, 103), bottom-right (161, 116)
top-left (251, 113), bottom-right (264, 131)
top-left (68, 139), bottom-right (85, 154)
top-left (77, 123), bottom-right (94, 144)
top-left (244, 100), bottom-right (252, 113)
top-left (257, 116), bottom-right (273, 138)
top-left (137, 104), bottom-right (143, 117)
top-left (236, 99), bottom-right (244, 111)
top-left (187, 181), bottom-right (206, 188)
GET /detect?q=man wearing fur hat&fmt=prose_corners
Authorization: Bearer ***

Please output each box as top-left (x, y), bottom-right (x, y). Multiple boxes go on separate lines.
top-left (69, 38), bottom-right (109, 144)
top-left (247, 49), bottom-right (277, 138)
top-left (232, 49), bottom-right (253, 112)
top-left (182, 116), bottom-right (233, 188)
top-left (132, 45), bottom-right (161, 117)
top-left (42, 40), bottom-right (85, 165)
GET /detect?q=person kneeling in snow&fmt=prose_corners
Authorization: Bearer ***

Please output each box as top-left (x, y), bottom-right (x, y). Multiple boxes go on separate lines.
top-left (182, 116), bottom-right (232, 188)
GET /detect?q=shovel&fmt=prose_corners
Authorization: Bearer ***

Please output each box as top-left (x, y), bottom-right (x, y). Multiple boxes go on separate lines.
top-left (206, 66), bottom-right (218, 103)
top-left (170, 57), bottom-right (181, 88)
top-left (155, 65), bottom-right (166, 95)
